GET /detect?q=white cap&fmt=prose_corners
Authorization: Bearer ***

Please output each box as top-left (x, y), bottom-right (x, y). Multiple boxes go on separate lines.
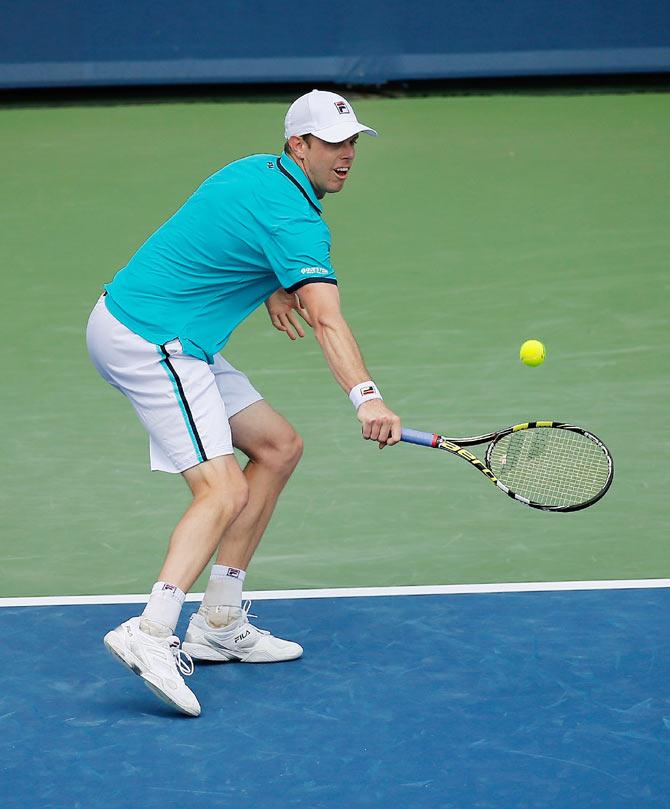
top-left (284, 89), bottom-right (378, 143)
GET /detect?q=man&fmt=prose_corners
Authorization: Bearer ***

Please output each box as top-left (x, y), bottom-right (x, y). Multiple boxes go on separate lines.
top-left (86, 89), bottom-right (402, 717)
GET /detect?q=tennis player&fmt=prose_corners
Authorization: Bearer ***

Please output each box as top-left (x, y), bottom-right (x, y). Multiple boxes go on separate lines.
top-left (86, 89), bottom-right (401, 716)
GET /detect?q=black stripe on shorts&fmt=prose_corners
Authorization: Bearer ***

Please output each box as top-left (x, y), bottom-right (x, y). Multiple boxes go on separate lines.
top-left (159, 344), bottom-right (208, 463)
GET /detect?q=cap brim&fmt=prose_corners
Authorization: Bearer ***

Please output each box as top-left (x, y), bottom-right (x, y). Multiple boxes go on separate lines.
top-left (309, 122), bottom-right (378, 143)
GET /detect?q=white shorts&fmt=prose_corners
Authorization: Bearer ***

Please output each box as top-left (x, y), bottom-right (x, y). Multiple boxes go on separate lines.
top-left (86, 295), bottom-right (263, 473)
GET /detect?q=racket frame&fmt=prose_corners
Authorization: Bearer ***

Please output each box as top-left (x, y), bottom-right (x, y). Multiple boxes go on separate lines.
top-left (401, 421), bottom-right (614, 512)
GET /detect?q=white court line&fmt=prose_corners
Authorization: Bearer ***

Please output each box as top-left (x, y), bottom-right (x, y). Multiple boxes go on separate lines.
top-left (1, 578), bottom-right (669, 608)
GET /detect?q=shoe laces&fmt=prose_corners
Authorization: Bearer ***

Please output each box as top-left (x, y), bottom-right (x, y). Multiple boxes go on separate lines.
top-left (241, 599), bottom-right (256, 619)
top-left (168, 636), bottom-right (195, 676)
top-left (240, 600), bottom-right (269, 636)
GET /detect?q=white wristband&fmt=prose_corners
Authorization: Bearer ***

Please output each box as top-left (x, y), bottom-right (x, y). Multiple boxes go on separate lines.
top-left (349, 380), bottom-right (383, 411)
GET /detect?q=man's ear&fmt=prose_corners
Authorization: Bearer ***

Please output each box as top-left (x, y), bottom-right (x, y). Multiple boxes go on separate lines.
top-left (288, 135), bottom-right (308, 159)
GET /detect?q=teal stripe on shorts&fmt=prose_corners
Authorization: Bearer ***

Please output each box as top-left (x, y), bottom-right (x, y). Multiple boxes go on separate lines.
top-left (156, 346), bottom-right (205, 464)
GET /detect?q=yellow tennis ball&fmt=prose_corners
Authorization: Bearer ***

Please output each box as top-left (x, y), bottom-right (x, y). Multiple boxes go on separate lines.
top-left (520, 339), bottom-right (546, 367)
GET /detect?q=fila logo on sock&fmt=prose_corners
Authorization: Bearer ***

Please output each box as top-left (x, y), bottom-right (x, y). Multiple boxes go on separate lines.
top-left (161, 583), bottom-right (177, 592)
top-left (226, 568), bottom-right (242, 579)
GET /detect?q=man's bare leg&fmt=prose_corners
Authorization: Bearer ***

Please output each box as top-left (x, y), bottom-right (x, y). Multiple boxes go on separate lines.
top-left (105, 455), bottom-right (250, 715)
top-left (213, 400), bottom-right (303, 571)
top-left (155, 454), bottom-right (249, 592)
top-left (182, 401), bottom-right (304, 661)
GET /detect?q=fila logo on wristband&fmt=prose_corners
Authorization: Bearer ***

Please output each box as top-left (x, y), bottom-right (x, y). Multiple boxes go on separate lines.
top-left (349, 380), bottom-right (382, 410)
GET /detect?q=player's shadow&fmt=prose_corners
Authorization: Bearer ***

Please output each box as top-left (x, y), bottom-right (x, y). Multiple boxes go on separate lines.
top-left (103, 693), bottom-right (193, 720)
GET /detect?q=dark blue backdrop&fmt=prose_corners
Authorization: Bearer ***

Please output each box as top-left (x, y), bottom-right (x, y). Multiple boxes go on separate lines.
top-left (1, 1), bottom-right (670, 88)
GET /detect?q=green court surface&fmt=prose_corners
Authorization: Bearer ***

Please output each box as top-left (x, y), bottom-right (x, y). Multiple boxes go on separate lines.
top-left (1, 90), bottom-right (668, 598)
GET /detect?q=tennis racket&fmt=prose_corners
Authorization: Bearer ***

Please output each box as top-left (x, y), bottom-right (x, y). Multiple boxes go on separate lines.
top-left (401, 421), bottom-right (613, 512)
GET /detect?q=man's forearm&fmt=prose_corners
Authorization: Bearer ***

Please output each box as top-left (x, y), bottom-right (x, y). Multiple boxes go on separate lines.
top-left (312, 315), bottom-right (372, 394)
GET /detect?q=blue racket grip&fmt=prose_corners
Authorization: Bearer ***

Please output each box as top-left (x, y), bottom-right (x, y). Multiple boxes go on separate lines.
top-left (400, 427), bottom-right (436, 447)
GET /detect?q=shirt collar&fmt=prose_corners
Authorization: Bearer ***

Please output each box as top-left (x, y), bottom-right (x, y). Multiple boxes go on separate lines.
top-left (276, 153), bottom-right (323, 214)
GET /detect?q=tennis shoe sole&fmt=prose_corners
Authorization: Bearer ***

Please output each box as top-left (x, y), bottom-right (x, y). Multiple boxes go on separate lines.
top-left (104, 622), bottom-right (200, 717)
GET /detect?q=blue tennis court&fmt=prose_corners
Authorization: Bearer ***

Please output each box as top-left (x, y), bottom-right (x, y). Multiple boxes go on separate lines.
top-left (3, 587), bottom-right (668, 809)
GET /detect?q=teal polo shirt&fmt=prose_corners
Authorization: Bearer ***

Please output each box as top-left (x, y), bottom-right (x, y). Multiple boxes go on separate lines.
top-left (104, 153), bottom-right (336, 363)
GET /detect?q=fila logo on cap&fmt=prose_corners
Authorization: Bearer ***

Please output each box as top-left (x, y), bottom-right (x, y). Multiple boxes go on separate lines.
top-left (284, 90), bottom-right (378, 142)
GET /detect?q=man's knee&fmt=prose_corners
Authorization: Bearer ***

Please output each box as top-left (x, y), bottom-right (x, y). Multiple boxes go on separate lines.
top-left (187, 459), bottom-right (249, 521)
top-left (285, 429), bottom-right (304, 468)
top-left (253, 426), bottom-right (303, 477)
top-left (226, 474), bottom-right (250, 517)
top-left (205, 477), bottom-right (249, 525)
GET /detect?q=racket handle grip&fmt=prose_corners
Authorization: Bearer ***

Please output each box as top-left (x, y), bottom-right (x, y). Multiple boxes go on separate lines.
top-left (400, 427), bottom-right (436, 447)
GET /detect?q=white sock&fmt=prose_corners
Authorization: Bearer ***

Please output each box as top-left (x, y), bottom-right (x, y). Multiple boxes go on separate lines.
top-left (140, 581), bottom-right (185, 638)
top-left (202, 564), bottom-right (246, 608)
top-left (200, 565), bottom-right (246, 627)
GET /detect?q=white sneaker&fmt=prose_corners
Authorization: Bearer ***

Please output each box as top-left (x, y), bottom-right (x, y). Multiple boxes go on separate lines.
top-left (182, 602), bottom-right (303, 663)
top-left (104, 617), bottom-right (201, 717)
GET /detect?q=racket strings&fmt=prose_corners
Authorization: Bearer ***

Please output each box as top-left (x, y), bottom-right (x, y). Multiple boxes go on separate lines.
top-left (487, 429), bottom-right (610, 507)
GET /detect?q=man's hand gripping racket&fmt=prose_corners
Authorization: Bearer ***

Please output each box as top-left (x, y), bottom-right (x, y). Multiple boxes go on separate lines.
top-left (401, 421), bottom-right (614, 512)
